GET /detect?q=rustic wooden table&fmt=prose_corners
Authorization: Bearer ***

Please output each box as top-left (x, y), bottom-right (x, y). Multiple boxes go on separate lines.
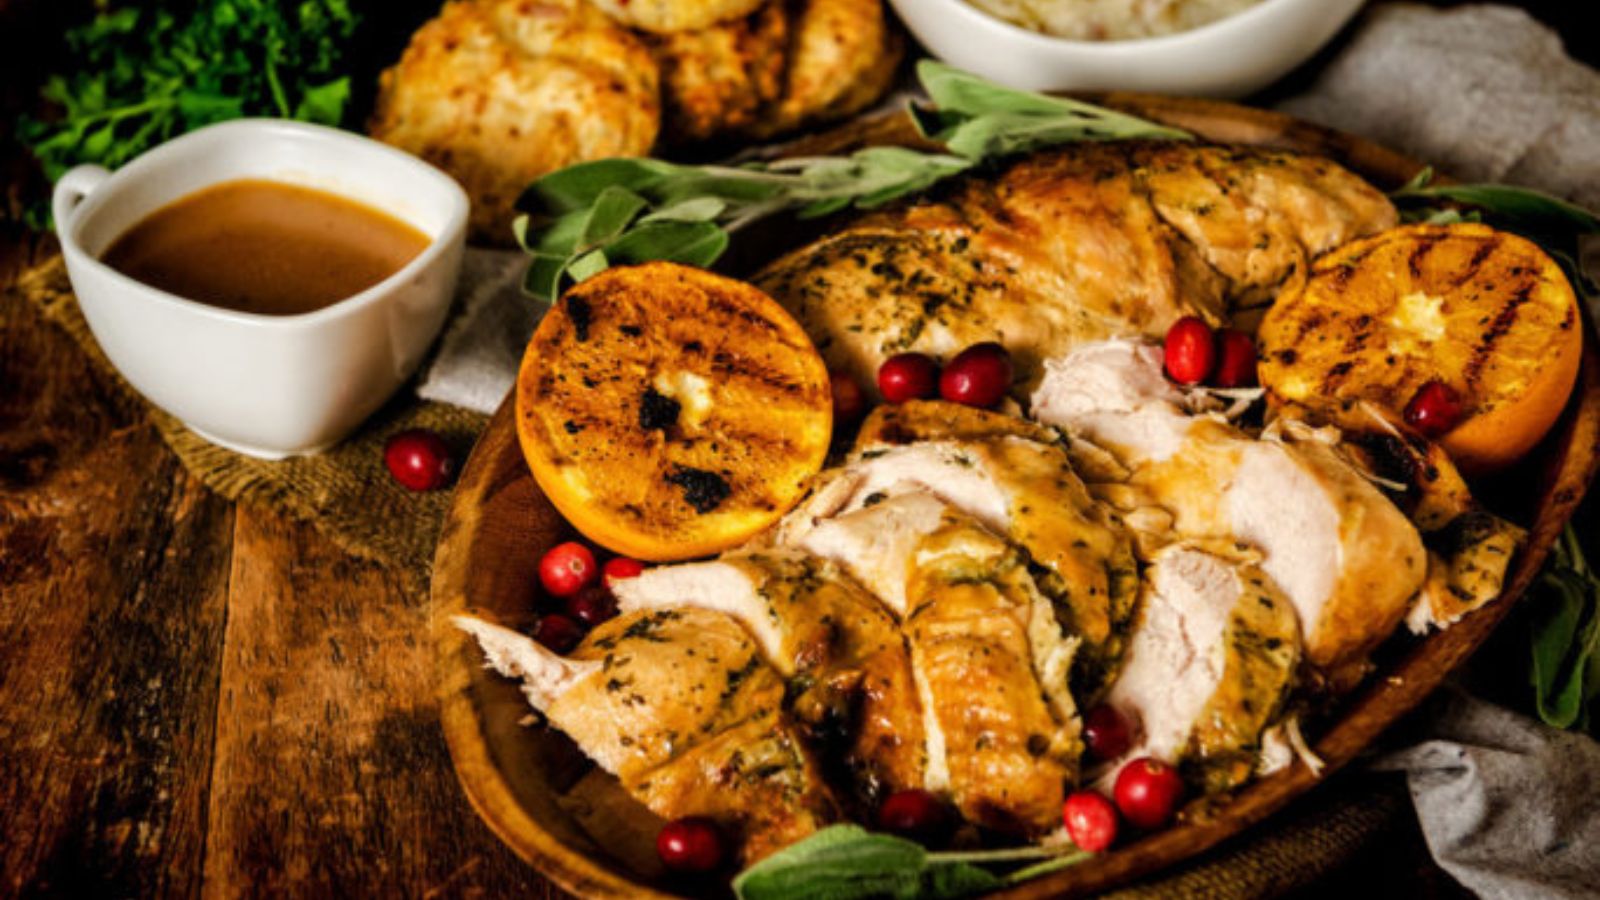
top-left (0, 2), bottom-right (1588, 897)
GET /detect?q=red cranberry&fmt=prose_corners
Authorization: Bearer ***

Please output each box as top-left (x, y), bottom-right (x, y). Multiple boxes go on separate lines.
top-left (877, 353), bottom-right (940, 404)
top-left (1163, 317), bottom-right (1216, 386)
top-left (1212, 329), bottom-right (1258, 388)
top-left (539, 541), bottom-right (597, 598)
top-left (875, 789), bottom-right (954, 845)
top-left (383, 429), bottom-right (454, 491)
top-left (656, 816), bottom-right (726, 873)
top-left (830, 371), bottom-right (868, 422)
top-left (566, 585), bottom-right (618, 628)
top-left (1113, 757), bottom-right (1185, 830)
top-left (1083, 704), bottom-right (1132, 763)
top-left (602, 556), bottom-right (644, 588)
top-left (533, 613), bottom-right (584, 654)
top-left (1404, 380), bottom-right (1464, 438)
top-left (939, 342), bottom-right (1013, 408)
top-left (1062, 790), bottom-right (1119, 853)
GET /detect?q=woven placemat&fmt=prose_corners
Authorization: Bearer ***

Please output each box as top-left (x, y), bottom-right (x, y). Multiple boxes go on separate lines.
top-left (12, 254), bottom-right (487, 583)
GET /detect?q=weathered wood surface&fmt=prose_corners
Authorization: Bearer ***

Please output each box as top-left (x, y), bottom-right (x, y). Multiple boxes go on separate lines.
top-left (0, 243), bottom-right (550, 896)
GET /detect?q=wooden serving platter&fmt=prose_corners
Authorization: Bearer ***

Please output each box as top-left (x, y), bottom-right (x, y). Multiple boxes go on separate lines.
top-left (430, 96), bottom-right (1600, 898)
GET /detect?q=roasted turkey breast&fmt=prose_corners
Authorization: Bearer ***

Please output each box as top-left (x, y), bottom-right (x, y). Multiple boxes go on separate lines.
top-left (783, 401), bottom-right (1139, 699)
top-left (756, 142), bottom-right (1396, 396)
top-left (1099, 546), bottom-right (1300, 794)
top-left (455, 611), bottom-right (836, 863)
top-left (1031, 340), bottom-right (1427, 676)
top-left (612, 551), bottom-right (927, 806)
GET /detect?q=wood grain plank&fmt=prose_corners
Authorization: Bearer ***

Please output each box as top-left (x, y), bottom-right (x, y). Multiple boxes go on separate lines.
top-left (0, 293), bottom-right (233, 897)
top-left (202, 503), bottom-right (550, 898)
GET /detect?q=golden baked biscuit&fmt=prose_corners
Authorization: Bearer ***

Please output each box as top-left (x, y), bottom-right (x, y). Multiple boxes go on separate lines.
top-left (750, 0), bottom-right (904, 138)
top-left (648, 0), bottom-right (788, 143)
top-left (370, 0), bottom-right (660, 243)
top-left (590, 0), bottom-right (767, 32)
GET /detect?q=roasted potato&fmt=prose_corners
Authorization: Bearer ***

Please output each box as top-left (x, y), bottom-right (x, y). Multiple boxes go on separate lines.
top-left (648, 0), bottom-right (788, 143)
top-left (369, 0), bottom-right (660, 243)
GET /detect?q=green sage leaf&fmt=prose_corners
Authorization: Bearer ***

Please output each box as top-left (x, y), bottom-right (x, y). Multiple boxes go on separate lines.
top-left (577, 185), bottom-right (648, 248)
top-left (520, 158), bottom-right (683, 216)
top-left (605, 219), bottom-right (729, 268)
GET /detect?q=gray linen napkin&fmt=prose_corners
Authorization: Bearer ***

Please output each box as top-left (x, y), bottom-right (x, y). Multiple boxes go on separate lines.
top-left (1369, 688), bottom-right (1600, 899)
top-left (1277, 3), bottom-right (1600, 211)
top-left (415, 248), bottom-right (541, 413)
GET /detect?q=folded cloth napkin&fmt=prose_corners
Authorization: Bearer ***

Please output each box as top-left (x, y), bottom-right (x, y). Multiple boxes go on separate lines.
top-left (1370, 688), bottom-right (1600, 899)
top-left (1280, 5), bottom-right (1600, 896)
top-left (1276, 3), bottom-right (1600, 212)
top-left (415, 248), bottom-right (539, 413)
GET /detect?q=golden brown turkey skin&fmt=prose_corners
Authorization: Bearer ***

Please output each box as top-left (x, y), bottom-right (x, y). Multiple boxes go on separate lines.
top-left (612, 551), bottom-right (928, 807)
top-left (557, 608), bottom-right (838, 863)
top-left (756, 142), bottom-right (1396, 396)
top-left (904, 514), bottom-right (1081, 835)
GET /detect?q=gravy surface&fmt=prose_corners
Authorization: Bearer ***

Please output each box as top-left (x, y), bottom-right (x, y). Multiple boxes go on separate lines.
top-left (101, 178), bottom-right (430, 316)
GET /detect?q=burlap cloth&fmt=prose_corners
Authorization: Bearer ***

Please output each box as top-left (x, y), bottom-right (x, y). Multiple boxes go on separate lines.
top-left (8, 255), bottom-right (485, 582)
top-left (14, 1), bottom-right (1594, 894)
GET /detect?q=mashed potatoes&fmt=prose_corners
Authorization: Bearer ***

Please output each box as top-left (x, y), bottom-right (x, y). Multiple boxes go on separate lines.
top-left (966, 0), bottom-right (1261, 40)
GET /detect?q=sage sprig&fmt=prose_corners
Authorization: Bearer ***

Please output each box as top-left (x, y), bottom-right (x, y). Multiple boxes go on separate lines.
top-left (730, 825), bottom-right (1091, 900)
top-left (1529, 526), bottom-right (1600, 733)
top-left (1392, 167), bottom-right (1600, 236)
top-left (512, 61), bottom-right (1191, 301)
top-left (1393, 167), bottom-right (1600, 332)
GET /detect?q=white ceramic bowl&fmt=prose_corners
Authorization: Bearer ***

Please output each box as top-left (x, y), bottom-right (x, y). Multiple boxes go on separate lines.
top-left (889, 0), bottom-right (1364, 97)
top-left (53, 119), bottom-right (469, 459)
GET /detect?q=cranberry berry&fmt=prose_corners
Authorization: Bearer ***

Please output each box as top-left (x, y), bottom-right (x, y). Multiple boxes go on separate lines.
top-left (532, 613), bottom-right (584, 654)
top-left (830, 371), bottom-right (868, 423)
top-left (566, 585), bottom-right (618, 628)
top-left (657, 817), bottom-right (726, 873)
top-left (1163, 317), bottom-right (1216, 386)
top-left (1404, 380), bottom-right (1464, 438)
top-left (1082, 704), bottom-right (1132, 763)
top-left (1212, 329), bottom-right (1258, 388)
top-left (939, 342), bottom-right (1013, 409)
top-left (539, 541), bottom-right (598, 598)
top-left (1062, 790), bottom-right (1119, 853)
top-left (877, 353), bottom-right (940, 404)
top-left (384, 429), bottom-right (454, 491)
top-left (1113, 757), bottom-right (1185, 830)
top-left (875, 789), bottom-right (955, 846)
top-left (602, 556), bottom-right (645, 588)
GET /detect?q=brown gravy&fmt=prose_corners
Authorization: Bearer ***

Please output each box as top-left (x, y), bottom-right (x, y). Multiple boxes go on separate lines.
top-left (101, 178), bottom-right (430, 316)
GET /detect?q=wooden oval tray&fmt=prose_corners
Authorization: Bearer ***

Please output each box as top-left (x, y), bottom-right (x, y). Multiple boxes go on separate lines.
top-left (431, 96), bottom-right (1600, 898)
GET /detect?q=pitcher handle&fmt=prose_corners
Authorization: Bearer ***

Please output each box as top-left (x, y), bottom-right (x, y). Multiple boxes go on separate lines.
top-left (51, 164), bottom-right (112, 234)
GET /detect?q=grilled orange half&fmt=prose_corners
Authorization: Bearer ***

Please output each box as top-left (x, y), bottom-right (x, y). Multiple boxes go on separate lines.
top-left (1259, 222), bottom-right (1581, 473)
top-left (516, 262), bottom-right (832, 561)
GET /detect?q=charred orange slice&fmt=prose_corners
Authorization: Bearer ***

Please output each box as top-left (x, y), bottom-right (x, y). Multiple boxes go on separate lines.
top-left (516, 262), bottom-right (832, 561)
top-left (1259, 222), bottom-right (1582, 473)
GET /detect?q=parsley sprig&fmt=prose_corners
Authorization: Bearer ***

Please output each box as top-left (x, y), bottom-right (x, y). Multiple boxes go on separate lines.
top-left (21, 0), bottom-right (359, 228)
top-left (513, 61), bottom-right (1191, 302)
